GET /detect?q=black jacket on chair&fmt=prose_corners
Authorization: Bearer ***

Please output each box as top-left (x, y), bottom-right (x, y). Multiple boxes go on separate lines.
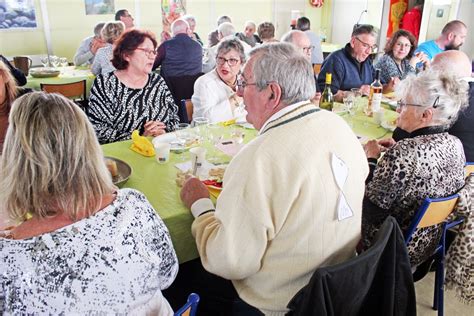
top-left (286, 216), bottom-right (416, 316)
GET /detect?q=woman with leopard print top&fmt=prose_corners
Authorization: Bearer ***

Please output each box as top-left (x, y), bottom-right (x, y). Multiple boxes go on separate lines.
top-left (361, 71), bottom-right (469, 267)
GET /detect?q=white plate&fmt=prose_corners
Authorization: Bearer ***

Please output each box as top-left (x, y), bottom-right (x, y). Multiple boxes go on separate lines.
top-left (381, 121), bottom-right (397, 132)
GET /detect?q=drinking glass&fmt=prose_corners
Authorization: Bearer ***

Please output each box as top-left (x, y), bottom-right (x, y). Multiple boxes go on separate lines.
top-left (191, 116), bottom-right (209, 140)
top-left (173, 123), bottom-right (190, 161)
top-left (60, 57), bottom-right (68, 67)
top-left (40, 56), bottom-right (49, 68)
top-left (343, 92), bottom-right (356, 127)
top-left (230, 127), bottom-right (245, 145)
top-left (207, 123), bottom-right (224, 163)
top-left (50, 55), bottom-right (59, 68)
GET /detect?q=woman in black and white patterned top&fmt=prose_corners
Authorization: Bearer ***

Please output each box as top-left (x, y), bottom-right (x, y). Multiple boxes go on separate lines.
top-left (0, 92), bottom-right (178, 314)
top-left (88, 29), bottom-right (179, 144)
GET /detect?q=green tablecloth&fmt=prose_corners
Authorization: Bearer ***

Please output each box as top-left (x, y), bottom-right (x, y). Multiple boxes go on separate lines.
top-left (25, 66), bottom-right (95, 97)
top-left (101, 103), bottom-right (398, 263)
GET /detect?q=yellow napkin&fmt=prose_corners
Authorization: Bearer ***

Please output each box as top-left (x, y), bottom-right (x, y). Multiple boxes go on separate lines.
top-left (219, 119), bottom-right (236, 126)
top-left (130, 130), bottom-right (155, 157)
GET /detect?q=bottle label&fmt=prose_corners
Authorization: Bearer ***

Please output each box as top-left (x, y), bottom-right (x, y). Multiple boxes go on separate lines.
top-left (371, 93), bottom-right (382, 112)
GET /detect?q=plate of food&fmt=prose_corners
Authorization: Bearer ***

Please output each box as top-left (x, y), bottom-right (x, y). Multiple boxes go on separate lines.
top-left (29, 68), bottom-right (61, 78)
top-left (105, 157), bottom-right (132, 187)
top-left (153, 132), bottom-right (200, 152)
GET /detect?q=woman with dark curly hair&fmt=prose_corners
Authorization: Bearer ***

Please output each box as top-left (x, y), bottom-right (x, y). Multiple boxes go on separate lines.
top-left (87, 29), bottom-right (179, 144)
top-left (375, 29), bottom-right (430, 86)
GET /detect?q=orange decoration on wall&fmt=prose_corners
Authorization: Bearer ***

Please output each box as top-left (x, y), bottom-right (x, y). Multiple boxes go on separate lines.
top-left (309, 0), bottom-right (324, 8)
top-left (387, 0), bottom-right (408, 38)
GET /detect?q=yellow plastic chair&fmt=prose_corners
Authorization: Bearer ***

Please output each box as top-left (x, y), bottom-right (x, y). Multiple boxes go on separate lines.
top-left (465, 162), bottom-right (474, 178)
top-left (40, 80), bottom-right (87, 110)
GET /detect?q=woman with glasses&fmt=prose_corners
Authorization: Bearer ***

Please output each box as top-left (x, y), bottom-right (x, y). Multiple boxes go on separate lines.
top-left (91, 21), bottom-right (125, 75)
top-left (88, 29), bottom-right (179, 144)
top-left (192, 38), bottom-right (246, 123)
top-left (375, 29), bottom-right (429, 88)
top-left (361, 71), bottom-right (469, 268)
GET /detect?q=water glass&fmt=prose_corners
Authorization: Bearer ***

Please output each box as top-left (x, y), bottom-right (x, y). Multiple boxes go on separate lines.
top-left (173, 123), bottom-right (190, 160)
top-left (192, 116), bottom-right (209, 139)
top-left (60, 57), bottom-right (68, 67)
top-left (40, 56), bottom-right (49, 68)
top-left (50, 55), bottom-right (59, 68)
top-left (343, 92), bottom-right (356, 126)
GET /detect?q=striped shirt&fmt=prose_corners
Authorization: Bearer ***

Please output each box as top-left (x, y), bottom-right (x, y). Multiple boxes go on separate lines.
top-left (87, 72), bottom-right (179, 144)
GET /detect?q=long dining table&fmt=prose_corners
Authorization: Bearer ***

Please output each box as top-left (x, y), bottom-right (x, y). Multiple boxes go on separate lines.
top-left (25, 66), bottom-right (95, 96)
top-left (101, 98), bottom-right (398, 263)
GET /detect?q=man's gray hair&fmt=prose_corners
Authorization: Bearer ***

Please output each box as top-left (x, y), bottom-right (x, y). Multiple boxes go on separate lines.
top-left (218, 22), bottom-right (235, 38)
top-left (171, 19), bottom-right (189, 37)
top-left (395, 71), bottom-right (469, 127)
top-left (244, 21), bottom-right (256, 29)
top-left (182, 14), bottom-right (196, 24)
top-left (249, 43), bottom-right (315, 105)
top-left (280, 30), bottom-right (305, 44)
top-left (217, 15), bottom-right (231, 26)
top-left (94, 22), bottom-right (105, 37)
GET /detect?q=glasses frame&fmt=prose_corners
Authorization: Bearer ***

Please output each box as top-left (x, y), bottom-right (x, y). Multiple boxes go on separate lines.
top-left (355, 36), bottom-right (378, 53)
top-left (395, 42), bottom-right (413, 49)
top-left (302, 46), bottom-right (315, 53)
top-left (397, 96), bottom-right (440, 110)
top-left (136, 47), bottom-right (158, 58)
top-left (216, 56), bottom-right (241, 67)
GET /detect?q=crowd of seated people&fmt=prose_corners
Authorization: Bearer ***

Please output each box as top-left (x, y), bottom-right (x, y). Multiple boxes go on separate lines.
top-left (1, 9), bottom-right (473, 314)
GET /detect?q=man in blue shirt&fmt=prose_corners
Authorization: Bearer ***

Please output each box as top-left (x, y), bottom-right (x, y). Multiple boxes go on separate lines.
top-left (416, 20), bottom-right (467, 61)
top-left (317, 24), bottom-right (377, 102)
top-left (153, 19), bottom-right (203, 79)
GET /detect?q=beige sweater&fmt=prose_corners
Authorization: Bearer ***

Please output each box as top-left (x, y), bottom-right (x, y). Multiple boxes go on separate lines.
top-left (192, 103), bottom-right (369, 315)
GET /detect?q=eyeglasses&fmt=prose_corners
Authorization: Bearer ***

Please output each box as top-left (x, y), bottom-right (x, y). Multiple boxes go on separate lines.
top-left (302, 46), bottom-right (315, 53)
top-left (395, 42), bottom-right (412, 49)
top-left (355, 37), bottom-right (378, 53)
top-left (136, 47), bottom-right (158, 58)
top-left (397, 96), bottom-right (440, 110)
top-left (216, 56), bottom-right (240, 67)
top-left (236, 77), bottom-right (258, 90)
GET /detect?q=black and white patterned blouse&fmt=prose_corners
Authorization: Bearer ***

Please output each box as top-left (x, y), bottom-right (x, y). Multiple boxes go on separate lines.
top-left (374, 54), bottom-right (416, 84)
top-left (0, 189), bottom-right (178, 315)
top-left (87, 72), bottom-right (179, 144)
top-left (362, 129), bottom-right (465, 267)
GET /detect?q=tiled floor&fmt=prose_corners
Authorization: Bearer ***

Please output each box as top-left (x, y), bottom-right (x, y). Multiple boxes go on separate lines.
top-left (415, 272), bottom-right (473, 315)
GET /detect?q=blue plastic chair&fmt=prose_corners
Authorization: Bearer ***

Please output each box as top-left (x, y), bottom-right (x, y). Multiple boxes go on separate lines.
top-left (405, 194), bottom-right (463, 316)
top-left (174, 293), bottom-right (200, 316)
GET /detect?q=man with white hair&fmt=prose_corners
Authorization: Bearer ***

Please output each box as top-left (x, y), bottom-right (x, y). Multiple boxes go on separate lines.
top-left (236, 21), bottom-right (262, 47)
top-left (202, 22), bottom-right (251, 73)
top-left (182, 14), bottom-right (203, 46)
top-left (416, 20), bottom-right (468, 60)
top-left (281, 30), bottom-right (313, 60)
top-left (208, 15), bottom-right (232, 47)
top-left (179, 42), bottom-right (368, 314)
top-left (152, 19), bottom-right (202, 79)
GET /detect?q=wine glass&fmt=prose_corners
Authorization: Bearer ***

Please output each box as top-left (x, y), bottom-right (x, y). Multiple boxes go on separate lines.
top-left (343, 92), bottom-right (356, 127)
top-left (207, 123), bottom-right (223, 163)
top-left (173, 123), bottom-right (190, 161)
top-left (40, 56), bottom-right (49, 68)
top-left (60, 57), bottom-right (68, 68)
top-left (50, 55), bottom-right (59, 68)
top-left (191, 116), bottom-right (209, 140)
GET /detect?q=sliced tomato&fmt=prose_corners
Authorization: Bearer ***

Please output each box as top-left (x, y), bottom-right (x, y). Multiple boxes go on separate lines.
top-left (202, 179), bottom-right (223, 188)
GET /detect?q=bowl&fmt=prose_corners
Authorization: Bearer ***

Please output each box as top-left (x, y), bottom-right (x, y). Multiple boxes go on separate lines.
top-left (29, 68), bottom-right (61, 78)
top-left (105, 156), bottom-right (132, 187)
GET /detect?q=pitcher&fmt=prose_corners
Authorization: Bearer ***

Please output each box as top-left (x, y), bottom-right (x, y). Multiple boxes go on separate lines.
top-left (13, 56), bottom-right (32, 76)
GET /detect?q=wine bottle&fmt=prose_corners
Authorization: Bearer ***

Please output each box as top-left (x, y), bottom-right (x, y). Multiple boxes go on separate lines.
top-left (319, 73), bottom-right (334, 111)
top-left (367, 69), bottom-right (382, 116)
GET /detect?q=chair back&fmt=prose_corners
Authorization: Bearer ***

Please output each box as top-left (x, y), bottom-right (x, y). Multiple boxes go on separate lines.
top-left (465, 162), bottom-right (474, 179)
top-left (165, 73), bottom-right (203, 123)
top-left (174, 293), bottom-right (200, 316)
top-left (181, 99), bottom-right (194, 123)
top-left (404, 194), bottom-right (459, 244)
top-left (40, 80), bottom-right (87, 100)
top-left (286, 216), bottom-right (416, 316)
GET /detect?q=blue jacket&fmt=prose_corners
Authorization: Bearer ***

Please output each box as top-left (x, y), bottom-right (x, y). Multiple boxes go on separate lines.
top-left (317, 44), bottom-right (374, 94)
top-left (153, 33), bottom-right (203, 78)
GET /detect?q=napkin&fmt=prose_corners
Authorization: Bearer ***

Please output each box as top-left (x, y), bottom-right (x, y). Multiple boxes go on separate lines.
top-left (130, 130), bottom-right (155, 157)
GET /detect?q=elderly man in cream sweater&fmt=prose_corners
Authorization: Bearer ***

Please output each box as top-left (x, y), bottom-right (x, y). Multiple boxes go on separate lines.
top-left (180, 43), bottom-right (368, 315)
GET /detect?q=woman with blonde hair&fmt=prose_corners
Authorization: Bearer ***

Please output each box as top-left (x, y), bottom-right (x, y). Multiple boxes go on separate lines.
top-left (91, 20), bottom-right (125, 75)
top-left (0, 92), bottom-right (178, 314)
top-left (0, 60), bottom-right (17, 153)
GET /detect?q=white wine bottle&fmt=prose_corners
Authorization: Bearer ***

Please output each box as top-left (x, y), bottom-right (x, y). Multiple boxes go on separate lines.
top-left (319, 73), bottom-right (334, 111)
top-left (367, 69), bottom-right (382, 116)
